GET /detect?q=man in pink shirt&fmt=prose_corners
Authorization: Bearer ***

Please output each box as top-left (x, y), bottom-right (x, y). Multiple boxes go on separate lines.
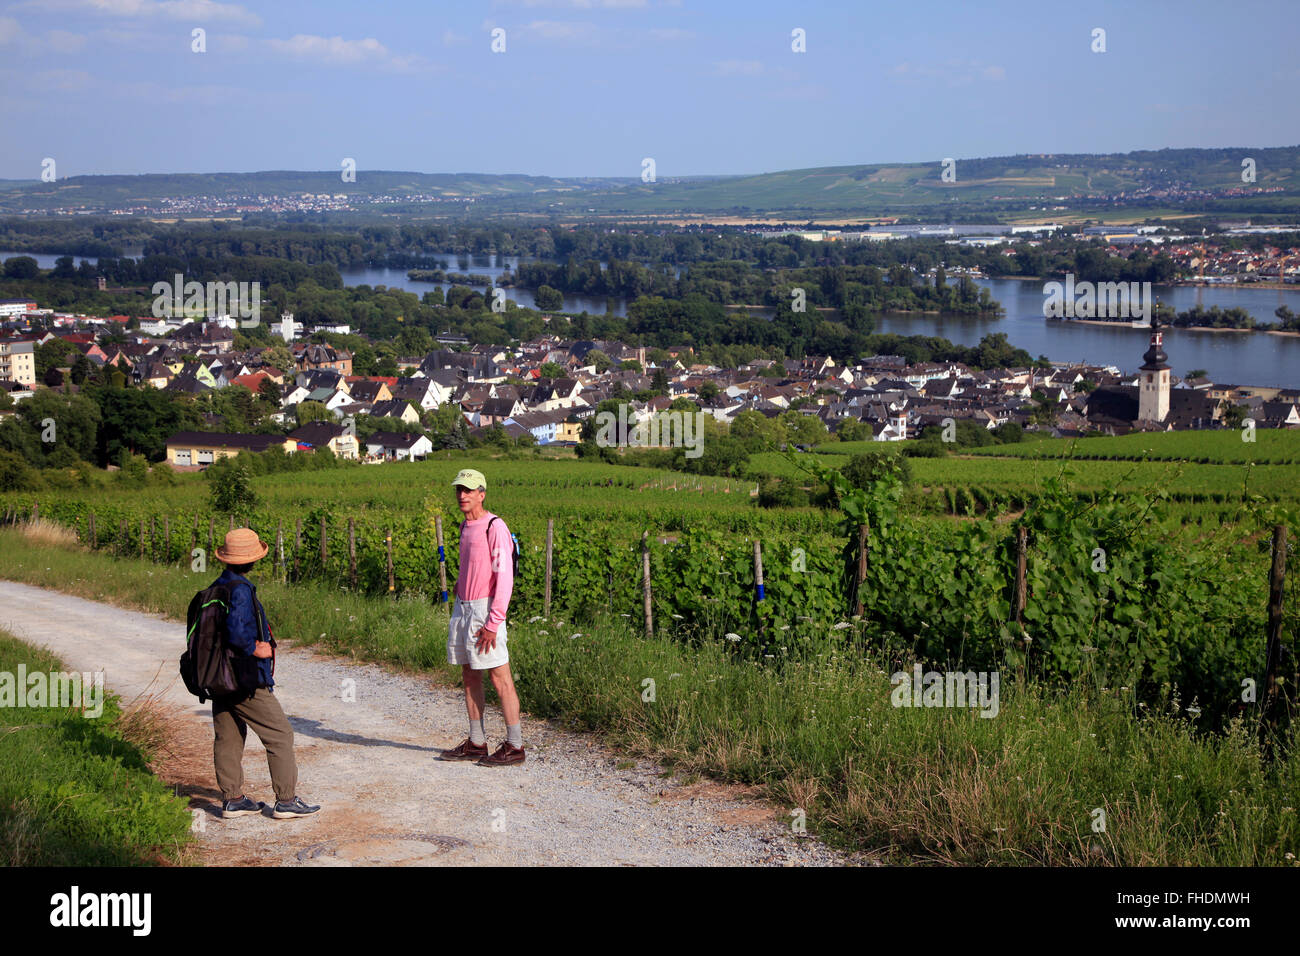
top-left (440, 468), bottom-right (525, 766)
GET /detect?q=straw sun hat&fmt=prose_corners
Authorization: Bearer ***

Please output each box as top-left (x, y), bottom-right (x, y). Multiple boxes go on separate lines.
top-left (215, 527), bottom-right (269, 565)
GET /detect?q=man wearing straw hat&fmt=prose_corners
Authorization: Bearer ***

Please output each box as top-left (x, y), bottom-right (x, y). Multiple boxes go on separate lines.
top-left (210, 527), bottom-right (320, 819)
top-left (440, 468), bottom-right (525, 766)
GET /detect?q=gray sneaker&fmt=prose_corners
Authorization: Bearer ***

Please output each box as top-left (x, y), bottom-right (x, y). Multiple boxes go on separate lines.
top-left (221, 795), bottom-right (263, 818)
top-left (271, 796), bottom-right (321, 819)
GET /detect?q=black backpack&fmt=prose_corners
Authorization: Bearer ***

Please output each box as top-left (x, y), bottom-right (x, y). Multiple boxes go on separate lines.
top-left (180, 582), bottom-right (270, 703)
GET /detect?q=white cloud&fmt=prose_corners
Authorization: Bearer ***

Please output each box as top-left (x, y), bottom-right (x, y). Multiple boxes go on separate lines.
top-left (45, 29), bottom-right (87, 53)
top-left (212, 31), bottom-right (249, 52)
top-left (266, 34), bottom-right (429, 73)
top-left (14, 0), bottom-right (262, 27)
top-left (29, 68), bottom-right (95, 91)
top-left (515, 20), bottom-right (602, 43)
top-left (0, 17), bottom-right (23, 44)
top-left (713, 59), bottom-right (763, 77)
top-left (0, 20), bottom-right (90, 54)
top-left (442, 29), bottom-right (469, 46)
top-left (503, 0), bottom-right (647, 7)
top-left (648, 27), bottom-right (693, 41)
top-left (890, 60), bottom-right (1007, 87)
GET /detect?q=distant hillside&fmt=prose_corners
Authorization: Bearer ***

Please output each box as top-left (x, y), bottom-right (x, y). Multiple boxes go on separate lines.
top-left (3, 146), bottom-right (1298, 219)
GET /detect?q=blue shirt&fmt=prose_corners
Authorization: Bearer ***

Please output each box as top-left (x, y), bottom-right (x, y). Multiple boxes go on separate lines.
top-left (215, 568), bottom-right (274, 689)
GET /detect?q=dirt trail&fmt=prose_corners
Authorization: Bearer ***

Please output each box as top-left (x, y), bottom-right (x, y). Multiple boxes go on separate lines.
top-left (0, 580), bottom-right (858, 867)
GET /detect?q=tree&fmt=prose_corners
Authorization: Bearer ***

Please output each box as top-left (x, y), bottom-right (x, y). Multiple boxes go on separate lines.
top-left (539, 361), bottom-right (566, 379)
top-left (1185, 369), bottom-right (1208, 381)
top-left (534, 285), bottom-right (564, 312)
top-left (835, 418), bottom-right (873, 442)
top-left (697, 381), bottom-right (719, 403)
top-left (71, 354), bottom-right (93, 386)
top-left (208, 455), bottom-right (259, 517)
top-left (586, 349), bottom-right (612, 373)
top-left (3, 256), bottom-right (39, 279)
top-left (262, 344), bottom-right (293, 373)
top-left (842, 449), bottom-right (912, 489)
top-left (295, 401), bottom-right (331, 426)
top-left (259, 377), bottom-right (283, 407)
top-left (1218, 399), bottom-right (1248, 430)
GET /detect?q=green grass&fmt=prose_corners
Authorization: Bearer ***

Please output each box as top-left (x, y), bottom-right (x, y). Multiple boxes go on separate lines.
top-left (2, 529), bottom-right (1296, 866)
top-left (967, 430), bottom-right (1300, 465)
top-left (746, 445), bottom-right (1300, 506)
top-left (0, 628), bottom-right (194, 865)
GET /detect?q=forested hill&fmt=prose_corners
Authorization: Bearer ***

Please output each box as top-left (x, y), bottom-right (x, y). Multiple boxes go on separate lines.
top-left (3, 146), bottom-right (1298, 219)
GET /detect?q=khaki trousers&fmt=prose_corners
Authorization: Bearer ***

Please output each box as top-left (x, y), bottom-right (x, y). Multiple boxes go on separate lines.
top-left (212, 688), bottom-right (297, 804)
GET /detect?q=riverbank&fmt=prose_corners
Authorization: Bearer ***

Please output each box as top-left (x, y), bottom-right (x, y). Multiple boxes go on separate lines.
top-left (1047, 317), bottom-right (1299, 336)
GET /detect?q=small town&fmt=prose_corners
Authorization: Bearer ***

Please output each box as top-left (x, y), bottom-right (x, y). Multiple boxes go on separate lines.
top-left (2, 298), bottom-right (1297, 472)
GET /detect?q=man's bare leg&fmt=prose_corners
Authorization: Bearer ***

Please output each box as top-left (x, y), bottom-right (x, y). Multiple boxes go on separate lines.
top-left (488, 662), bottom-right (521, 726)
top-left (463, 664), bottom-right (486, 721)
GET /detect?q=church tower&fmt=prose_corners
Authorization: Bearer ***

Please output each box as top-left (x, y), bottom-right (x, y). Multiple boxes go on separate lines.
top-left (1137, 317), bottom-right (1170, 423)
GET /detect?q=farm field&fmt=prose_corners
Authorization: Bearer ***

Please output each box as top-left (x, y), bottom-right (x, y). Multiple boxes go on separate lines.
top-left (2, 443), bottom-right (1297, 865)
top-left (964, 430), bottom-right (1300, 464)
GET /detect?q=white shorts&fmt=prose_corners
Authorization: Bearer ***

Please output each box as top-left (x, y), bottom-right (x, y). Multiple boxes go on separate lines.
top-left (447, 596), bottom-right (509, 670)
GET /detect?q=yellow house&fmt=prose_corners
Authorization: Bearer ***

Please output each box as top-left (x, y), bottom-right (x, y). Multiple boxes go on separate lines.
top-left (555, 419), bottom-right (583, 443)
top-left (165, 431), bottom-right (296, 467)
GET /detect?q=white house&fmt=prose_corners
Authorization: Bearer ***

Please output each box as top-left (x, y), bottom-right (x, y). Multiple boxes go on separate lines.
top-left (365, 431), bottom-right (434, 461)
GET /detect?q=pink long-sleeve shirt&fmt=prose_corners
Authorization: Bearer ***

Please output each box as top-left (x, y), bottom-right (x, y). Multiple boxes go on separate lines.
top-left (455, 512), bottom-right (514, 632)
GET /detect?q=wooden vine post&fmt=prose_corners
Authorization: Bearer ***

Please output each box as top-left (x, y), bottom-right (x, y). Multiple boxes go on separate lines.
top-left (1262, 524), bottom-right (1288, 745)
top-left (1014, 525), bottom-right (1028, 626)
top-left (544, 518), bottom-right (554, 618)
top-left (386, 529), bottom-right (395, 594)
top-left (276, 520), bottom-right (286, 584)
top-left (641, 530), bottom-right (653, 639)
top-left (853, 522), bottom-right (869, 616)
top-left (435, 515), bottom-right (448, 604)
top-left (348, 517), bottom-right (358, 590)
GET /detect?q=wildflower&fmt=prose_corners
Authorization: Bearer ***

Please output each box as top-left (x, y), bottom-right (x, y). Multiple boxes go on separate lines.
top-left (569, 633), bottom-right (582, 640)
top-left (529, 615), bottom-right (543, 623)
top-left (764, 654), bottom-right (775, 659)
top-left (1174, 774), bottom-right (1184, 780)
top-left (1186, 706), bottom-right (1201, 716)
top-left (1287, 853), bottom-right (1296, 860)
top-left (725, 633), bottom-right (741, 643)
top-left (671, 614), bottom-right (684, 620)
top-left (669, 673), bottom-right (682, 679)
top-left (539, 630), bottom-right (548, 636)
top-left (832, 622), bottom-right (851, 630)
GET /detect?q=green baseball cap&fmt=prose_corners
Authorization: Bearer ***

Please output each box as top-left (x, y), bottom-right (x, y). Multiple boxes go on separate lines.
top-left (451, 468), bottom-right (486, 491)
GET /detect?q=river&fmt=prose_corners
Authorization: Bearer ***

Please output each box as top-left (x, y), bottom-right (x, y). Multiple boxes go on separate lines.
top-left (6, 250), bottom-right (1298, 387)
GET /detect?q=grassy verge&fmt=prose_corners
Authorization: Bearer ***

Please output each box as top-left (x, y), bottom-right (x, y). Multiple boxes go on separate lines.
top-left (0, 624), bottom-right (194, 865)
top-left (1, 525), bottom-right (1297, 865)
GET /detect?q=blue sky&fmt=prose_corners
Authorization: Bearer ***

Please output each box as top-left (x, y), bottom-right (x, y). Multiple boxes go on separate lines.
top-left (1, 0), bottom-right (1296, 180)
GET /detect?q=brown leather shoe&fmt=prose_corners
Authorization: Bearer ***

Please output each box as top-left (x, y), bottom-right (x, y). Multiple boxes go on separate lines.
top-left (441, 738), bottom-right (489, 761)
top-left (478, 741), bottom-right (525, 767)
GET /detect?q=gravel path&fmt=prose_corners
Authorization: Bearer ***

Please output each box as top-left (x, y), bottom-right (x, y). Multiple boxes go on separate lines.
top-left (0, 580), bottom-right (862, 867)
